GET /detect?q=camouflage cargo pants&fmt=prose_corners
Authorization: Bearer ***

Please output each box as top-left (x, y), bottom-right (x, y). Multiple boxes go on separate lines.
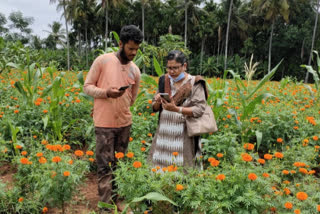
top-left (95, 125), bottom-right (131, 203)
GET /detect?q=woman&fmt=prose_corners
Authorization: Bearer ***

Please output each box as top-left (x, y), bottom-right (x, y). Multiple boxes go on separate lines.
top-left (148, 50), bottom-right (208, 168)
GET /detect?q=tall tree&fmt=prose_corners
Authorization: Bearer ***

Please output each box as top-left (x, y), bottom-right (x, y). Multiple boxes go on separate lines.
top-left (44, 21), bottom-right (66, 49)
top-left (305, 0), bottom-right (320, 83)
top-left (224, 0), bottom-right (233, 70)
top-left (0, 13), bottom-right (8, 36)
top-left (253, 0), bottom-right (290, 73)
top-left (49, 0), bottom-right (71, 71)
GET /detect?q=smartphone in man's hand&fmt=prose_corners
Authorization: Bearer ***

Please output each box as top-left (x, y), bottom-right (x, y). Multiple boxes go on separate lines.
top-left (159, 93), bottom-right (171, 102)
top-left (119, 85), bottom-right (130, 91)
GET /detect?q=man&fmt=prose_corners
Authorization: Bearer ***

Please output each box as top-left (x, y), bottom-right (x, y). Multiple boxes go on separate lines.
top-left (84, 25), bottom-right (143, 209)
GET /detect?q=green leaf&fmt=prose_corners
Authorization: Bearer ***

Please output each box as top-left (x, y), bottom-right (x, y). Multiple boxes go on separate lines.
top-left (42, 116), bottom-right (49, 130)
top-left (112, 31), bottom-right (120, 44)
top-left (243, 93), bottom-right (273, 119)
top-left (255, 130), bottom-right (262, 151)
top-left (77, 71), bottom-right (84, 85)
top-left (153, 56), bottom-right (163, 76)
top-left (14, 81), bottom-right (28, 98)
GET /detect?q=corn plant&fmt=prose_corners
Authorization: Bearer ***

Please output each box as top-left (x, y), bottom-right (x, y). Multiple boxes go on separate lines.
top-left (301, 50), bottom-right (320, 98)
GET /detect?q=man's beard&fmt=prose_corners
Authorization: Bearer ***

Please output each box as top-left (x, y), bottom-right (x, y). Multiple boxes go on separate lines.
top-left (120, 47), bottom-right (130, 62)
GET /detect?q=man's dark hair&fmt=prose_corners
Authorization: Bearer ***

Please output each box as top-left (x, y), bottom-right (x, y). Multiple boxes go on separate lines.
top-left (166, 50), bottom-right (187, 65)
top-left (120, 25), bottom-right (143, 45)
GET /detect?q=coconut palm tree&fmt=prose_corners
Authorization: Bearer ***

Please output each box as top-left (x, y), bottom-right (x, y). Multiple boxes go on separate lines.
top-left (44, 21), bottom-right (66, 49)
top-left (49, 0), bottom-right (71, 71)
top-left (253, 0), bottom-right (290, 73)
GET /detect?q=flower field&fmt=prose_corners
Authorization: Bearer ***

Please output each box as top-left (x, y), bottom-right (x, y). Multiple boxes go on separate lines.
top-left (0, 64), bottom-right (320, 213)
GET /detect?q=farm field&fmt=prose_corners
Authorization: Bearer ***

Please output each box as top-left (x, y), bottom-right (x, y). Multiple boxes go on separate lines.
top-left (0, 66), bottom-right (320, 214)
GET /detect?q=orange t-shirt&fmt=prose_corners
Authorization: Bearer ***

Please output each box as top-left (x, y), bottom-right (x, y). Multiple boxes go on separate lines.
top-left (84, 53), bottom-right (141, 128)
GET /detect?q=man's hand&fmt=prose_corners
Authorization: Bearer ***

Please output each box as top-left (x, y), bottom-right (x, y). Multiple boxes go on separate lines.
top-left (107, 87), bottom-right (126, 98)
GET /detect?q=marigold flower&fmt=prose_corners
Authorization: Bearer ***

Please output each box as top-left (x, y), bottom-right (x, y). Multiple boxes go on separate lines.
top-left (299, 168), bottom-right (308, 174)
top-left (74, 150), bottom-right (84, 157)
top-left (262, 173), bottom-right (269, 177)
top-left (63, 171), bottom-right (70, 177)
top-left (313, 136), bottom-right (319, 141)
top-left (86, 150), bottom-right (94, 156)
top-left (216, 174), bottom-right (226, 181)
top-left (147, 133), bottom-right (152, 137)
top-left (62, 144), bottom-right (71, 150)
top-left (258, 159), bottom-right (265, 164)
top-left (36, 152), bottom-right (43, 157)
top-left (42, 207), bottom-right (48, 213)
top-left (126, 152), bottom-right (134, 158)
top-left (293, 162), bottom-right (306, 167)
top-left (141, 140), bottom-right (146, 144)
top-left (43, 109), bottom-right (48, 113)
top-left (284, 202), bottom-right (293, 209)
top-left (283, 180), bottom-right (290, 184)
top-left (264, 154), bottom-right (273, 160)
top-left (115, 152), bottom-right (124, 159)
top-left (294, 209), bottom-right (301, 214)
top-left (89, 158), bottom-right (94, 162)
top-left (277, 138), bottom-right (283, 143)
top-left (243, 143), bottom-right (255, 150)
top-left (176, 184), bottom-right (184, 191)
top-left (274, 152), bottom-right (284, 159)
top-left (216, 153), bottom-right (224, 158)
top-left (241, 153), bottom-right (253, 162)
top-left (68, 160), bottom-right (73, 165)
top-left (16, 145), bottom-right (22, 149)
top-left (317, 205), bottom-right (320, 212)
top-left (52, 156), bottom-right (62, 163)
top-left (133, 161), bottom-right (142, 168)
top-left (248, 173), bottom-right (257, 181)
top-left (129, 137), bottom-right (133, 142)
top-left (141, 147), bottom-right (146, 152)
top-left (148, 99), bottom-right (152, 104)
top-left (284, 188), bottom-right (291, 195)
top-left (172, 152), bottom-right (179, 156)
top-left (39, 157), bottom-right (47, 164)
top-left (21, 151), bottom-right (27, 156)
top-left (296, 192), bottom-right (308, 201)
top-left (151, 168), bottom-right (157, 172)
top-left (282, 170), bottom-right (289, 175)
top-left (18, 197), bottom-right (23, 202)
top-left (14, 110), bottom-right (19, 114)
top-left (20, 158), bottom-right (29, 164)
top-left (210, 159), bottom-right (220, 167)
top-left (41, 140), bottom-right (48, 145)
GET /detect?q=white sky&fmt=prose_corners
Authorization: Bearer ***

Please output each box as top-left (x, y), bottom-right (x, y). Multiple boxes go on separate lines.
top-left (0, 0), bottom-right (62, 39)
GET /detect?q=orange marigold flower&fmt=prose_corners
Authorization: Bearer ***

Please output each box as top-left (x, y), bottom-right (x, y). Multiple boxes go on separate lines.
top-left (296, 192), bottom-right (308, 201)
top-left (151, 168), bottom-right (157, 172)
top-left (243, 143), bottom-right (255, 150)
top-left (41, 140), bottom-right (48, 145)
top-left (148, 99), bottom-right (152, 104)
top-left (68, 160), bottom-right (73, 165)
top-left (313, 136), bottom-right (319, 141)
top-left (284, 187), bottom-right (291, 195)
top-left (14, 109), bottom-right (19, 114)
top-left (52, 156), bottom-right (62, 163)
top-left (89, 158), bottom-right (94, 162)
top-left (147, 133), bottom-right (152, 137)
top-left (210, 159), bottom-right (220, 167)
top-left (39, 157), bottom-right (47, 164)
top-left (317, 205), bottom-right (320, 212)
top-left (21, 151), bottom-right (27, 156)
top-left (262, 173), bottom-right (269, 178)
top-left (36, 152), bottom-right (43, 157)
top-left (274, 152), bottom-right (284, 159)
top-left (284, 202), bottom-right (293, 209)
top-left (115, 152), bottom-right (124, 159)
top-left (294, 209), bottom-right (301, 214)
top-left (18, 197), bottom-right (24, 202)
top-left (129, 137), bottom-right (133, 142)
top-left (16, 145), bottom-right (22, 149)
top-left (141, 140), bottom-right (146, 144)
top-left (258, 159), bottom-right (265, 164)
top-left (293, 162), bottom-right (306, 167)
top-left (126, 152), bottom-right (134, 158)
top-left (43, 109), bottom-right (48, 114)
top-left (141, 147), bottom-right (146, 152)
top-left (216, 174), bottom-right (226, 181)
top-left (86, 150), bottom-right (94, 156)
top-left (277, 138), bottom-right (283, 143)
top-left (176, 184), bottom-right (184, 191)
top-left (20, 158), bottom-right (29, 164)
top-left (299, 168), bottom-right (308, 174)
top-left (216, 153), bottom-right (224, 158)
top-left (42, 207), bottom-right (48, 213)
top-left (282, 170), bottom-right (289, 175)
top-left (241, 153), bottom-right (253, 162)
top-left (172, 152), bottom-right (179, 156)
top-left (62, 144), bottom-right (71, 150)
top-left (74, 150), bottom-right (84, 157)
top-left (264, 154), bottom-right (273, 160)
top-left (133, 161), bottom-right (142, 168)
top-left (283, 180), bottom-right (291, 184)
top-left (63, 171), bottom-right (70, 177)
top-left (248, 173), bottom-right (257, 181)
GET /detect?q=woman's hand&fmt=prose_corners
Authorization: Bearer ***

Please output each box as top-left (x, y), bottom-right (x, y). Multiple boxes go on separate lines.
top-left (161, 97), bottom-right (179, 112)
top-left (154, 93), bottom-right (162, 104)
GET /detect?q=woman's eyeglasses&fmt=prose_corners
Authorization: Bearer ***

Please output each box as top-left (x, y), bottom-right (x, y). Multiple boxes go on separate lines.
top-left (166, 65), bottom-right (182, 71)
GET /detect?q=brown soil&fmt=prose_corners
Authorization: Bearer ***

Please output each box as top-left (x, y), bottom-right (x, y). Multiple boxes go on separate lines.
top-left (0, 162), bottom-right (16, 190)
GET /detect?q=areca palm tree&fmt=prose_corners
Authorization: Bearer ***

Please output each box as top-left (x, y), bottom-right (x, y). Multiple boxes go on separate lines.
top-left (44, 21), bottom-right (66, 49)
top-left (253, 0), bottom-right (290, 73)
top-left (305, 0), bottom-right (320, 83)
top-left (49, 0), bottom-right (71, 71)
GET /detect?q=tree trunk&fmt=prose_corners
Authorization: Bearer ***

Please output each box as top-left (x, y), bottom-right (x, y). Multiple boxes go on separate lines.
top-left (184, 0), bottom-right (188, 49)
top-left (63, 0), bottom-right (70, 71)
top-left (105, 0), bottom-right (109, 52)
top-left (305, 0), bottom-right (320, 83)
top-left (78, 31), bottom-right (81, 57)
top-left (142, 2), bottom-right (145, 73)
top-left (200, 36), bottom-right (206, 75)
top-left (224, 0), bottom-right (233, 71)
top-left (85, 24), bottom-right (88, 68)
top-left (268, 19), bottom-right (275, 73)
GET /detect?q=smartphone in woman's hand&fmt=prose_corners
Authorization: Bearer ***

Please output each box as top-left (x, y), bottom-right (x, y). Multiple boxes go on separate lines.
top-left (159, 93), bottom-right (171, 102)
top-left (119, 85), bottom-right (130, 91)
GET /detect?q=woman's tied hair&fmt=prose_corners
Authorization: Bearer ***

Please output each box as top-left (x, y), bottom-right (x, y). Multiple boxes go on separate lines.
top-left (120, 25), bottom-right (143, 45)
top-left (166, 50), bottom-right (187, 65)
